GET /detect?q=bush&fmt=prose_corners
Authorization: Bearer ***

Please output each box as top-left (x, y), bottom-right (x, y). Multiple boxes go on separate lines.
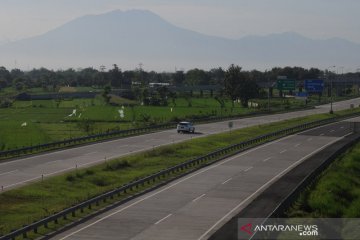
top-left (91, 176), bottom-right (111, 187)
top-left (103, 160), bottom-right (131, 171)
top-left (66, 174), bottom-right (76, 182)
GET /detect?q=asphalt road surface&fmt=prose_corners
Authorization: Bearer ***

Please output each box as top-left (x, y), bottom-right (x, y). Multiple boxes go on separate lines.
top-left (1, 97), bottom-right (360, 191)
top-left (50, 118), bottom-right (358, 240)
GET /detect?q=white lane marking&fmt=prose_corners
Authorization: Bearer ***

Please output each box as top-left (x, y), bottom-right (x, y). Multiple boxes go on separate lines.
top-left (2, 110), bottom-right (357, 190)
top-left (3, 167), bottom-right (74, 189)
top-left (58, 135), bottom-right (296, 240)
top-left (294, 143), bottom-right (301, 147)
top-left (197, 135), bottom-right (348, 240)
top-left (307, 138), bottom-right (313, 141)
top-left (44, 160), bottom-right (61, 165)
top-left (320, 133), bottom-right (325, 136)
top-left (330, 130), bottom-right (335, 133)
top-left (192, 194), bottom-right (206, 202)
top-left (340, 126), bottom-right (344, 129)
top-left (6, 145), bottom-right (172, 190)
top-left (280, 150), bottom-right (287, 154)
top-left (263, 157), bottom-right (271, 162)
top-left (154, 214), bottom-right (172, 225)
top-left (0, 170), bottom-right (18, 176)
top-left (4, 176), bottom-right (41, 189)
top-left (222, 178), bottom-right (232, 185)
top-left (0, 130), bottom-right (176, 167)
top-left (244, 167), bottom-right (253, 172)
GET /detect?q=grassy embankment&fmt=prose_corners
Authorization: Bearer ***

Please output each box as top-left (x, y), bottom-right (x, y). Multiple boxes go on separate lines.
top-left (0, 108), bottom-right (359, 238)
top-left (286, 141), bottom-right (360, 218)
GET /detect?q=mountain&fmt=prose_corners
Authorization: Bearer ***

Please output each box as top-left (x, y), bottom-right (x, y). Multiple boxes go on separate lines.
top-left (1, 9), bottom-right (360, 71)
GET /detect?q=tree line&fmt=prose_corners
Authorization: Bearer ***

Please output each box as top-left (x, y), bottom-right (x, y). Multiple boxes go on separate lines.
top-left (1, 64), bottom-right (358, 108)
top-left (0, 64), bottom-right (341, 91)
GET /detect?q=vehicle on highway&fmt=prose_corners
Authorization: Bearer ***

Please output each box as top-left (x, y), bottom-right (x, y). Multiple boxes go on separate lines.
top-left (177, 121), bottom-right (195, 133)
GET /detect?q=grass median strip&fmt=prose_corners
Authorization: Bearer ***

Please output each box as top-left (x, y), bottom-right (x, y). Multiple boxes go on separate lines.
top-left (0, 108), bottom-right (359, 238)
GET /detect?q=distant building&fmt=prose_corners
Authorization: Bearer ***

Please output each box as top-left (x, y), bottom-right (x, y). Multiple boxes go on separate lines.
top-left (149, 82), bottom-right (170, 88)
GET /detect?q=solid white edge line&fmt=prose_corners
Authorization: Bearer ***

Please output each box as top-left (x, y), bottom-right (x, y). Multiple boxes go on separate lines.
top-left (196, 134), bottom-right (350, 240)
top-left (0, 169), bottom-right (18, 176)
top-left (1, 108), bottom-right (356, 189)
top-left (57, 135), bottom-right (296, 240)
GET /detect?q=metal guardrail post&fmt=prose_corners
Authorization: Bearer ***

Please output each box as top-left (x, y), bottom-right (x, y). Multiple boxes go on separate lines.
top-left (2, 112), bottom-right (360, 239)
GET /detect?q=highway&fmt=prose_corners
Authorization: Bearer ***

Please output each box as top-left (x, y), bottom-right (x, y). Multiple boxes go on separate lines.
top-left (50, 118), bottom-right (359, 240)
top-left (0, 97), bottom-right (360, 191)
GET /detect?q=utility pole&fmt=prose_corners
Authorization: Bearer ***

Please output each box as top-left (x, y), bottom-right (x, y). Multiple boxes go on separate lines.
top-left (266, 70), bottom-right (271, 112)
top-left (357, 67), bottom-right (360, 96)
top-left (327, 66), bottom-right (336, 114)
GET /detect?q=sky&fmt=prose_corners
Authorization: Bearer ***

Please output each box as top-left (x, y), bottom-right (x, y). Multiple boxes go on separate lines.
top-left (1, 0), bottom-right (360, 44)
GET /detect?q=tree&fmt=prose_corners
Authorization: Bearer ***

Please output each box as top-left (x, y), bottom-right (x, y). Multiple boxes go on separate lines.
top-left (0, 67), bottom-right (11, 87)
top-left (102, 86), bottom-right (112, 104)
top-left (157, 86), bottom-right (169, 106)
top-left (109, 64), bottom-right (123, 88)
top-left (224, 64), bottom-right (259, 107)
top-left (168, 91), bottom-right (177, 107)
top-left (173, 71), bottom-right (185, 86)
top-left (209, 67), bottom-right (225, 85)
top-left (185, 68), bottom-right (210, 86)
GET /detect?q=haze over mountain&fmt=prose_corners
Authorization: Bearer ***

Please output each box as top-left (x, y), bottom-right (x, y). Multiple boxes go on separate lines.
top-left (1, 9), bottom-right (360, 71)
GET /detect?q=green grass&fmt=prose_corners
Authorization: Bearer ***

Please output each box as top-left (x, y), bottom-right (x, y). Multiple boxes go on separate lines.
top-left (0, 94), bottom-right (357, 152)
top-left (286, 140), bottom-right (360, 218)
top-left (0, 108), bottom-right (358, 237)
top-left (0, 97), bottom-right (253, 150)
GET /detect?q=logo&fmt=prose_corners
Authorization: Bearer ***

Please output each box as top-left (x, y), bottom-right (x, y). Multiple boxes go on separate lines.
top-left (240, 223), bottom-right (253, 236)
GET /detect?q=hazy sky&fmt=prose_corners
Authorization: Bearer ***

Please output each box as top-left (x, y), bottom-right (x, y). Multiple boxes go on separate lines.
top-left (0, 0), bottom-right (359, 44)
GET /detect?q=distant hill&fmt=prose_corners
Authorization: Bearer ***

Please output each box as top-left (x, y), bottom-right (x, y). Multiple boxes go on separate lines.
top-left (1, 9), bottom-right (360, 71)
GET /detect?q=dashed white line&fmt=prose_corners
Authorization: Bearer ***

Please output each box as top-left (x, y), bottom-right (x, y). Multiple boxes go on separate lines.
top-left (330, 130), bottom-right (335, 133)
top-left (154, 214), bottom-right (172, 225)
top-left (56, 135), bottom-right (300, 240)
top-left (44, 160), bottom-right (61, 165)
top-left (294, 143), bottom-right (301, 147)
top-left (340, 126), bottom-right (344, 129)
top-left (197, 135), bottom-right (348, 240)
top-left (280, 150), bottom-right (287, 154)
top-left (263, 157), bottom-right (272, 162)
top-left (320, 133), bottom-right (325, 136)
top-left (244, 167), bottom-right (253, 172)
top-left (307, 138), bottom-right (313, 141)
top-left (222, 178), bottom-right (232, 185)
top-left (193, 194), bottom-right (206, 202)
top-left (0, 170), bottom-right (18, 176)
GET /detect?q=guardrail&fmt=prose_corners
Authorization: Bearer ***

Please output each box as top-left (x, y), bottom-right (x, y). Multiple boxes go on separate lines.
top-left (1, 112), bottom-right (359, 240)
top-left (250, 125), bottom-right (360, 240)
top-left (0, 122), bottom-right (176, 159)
top-left (265, 133), bottom-right (360, 220)
top-left (0, 106), bottom-right (313, 160)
